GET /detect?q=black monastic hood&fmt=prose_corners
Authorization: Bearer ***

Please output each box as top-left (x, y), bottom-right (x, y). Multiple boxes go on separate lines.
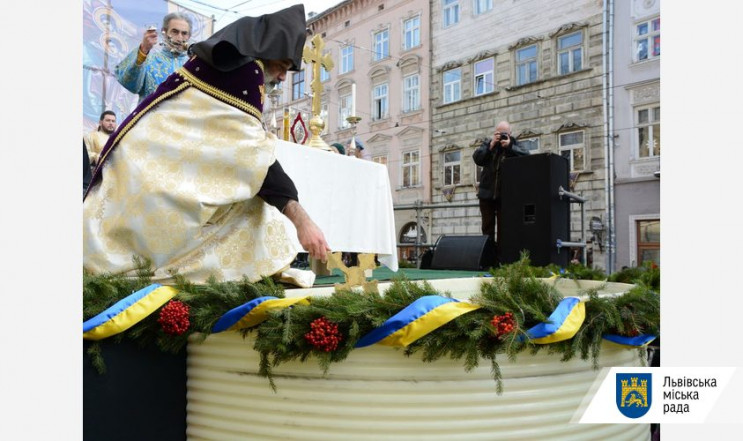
top-left (189, 4), bottom-right (307, 72)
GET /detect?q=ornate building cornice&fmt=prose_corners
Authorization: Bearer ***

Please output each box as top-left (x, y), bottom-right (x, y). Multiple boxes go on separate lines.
top-left (508, 36), bottom-right (543, 50)
top-left (517, 129), bottom-right (542, 138)
top-left (368, 65), bottom-right (391, 77)
top-left (367, 133), bottom-right (393, 143)
top-left (549, 22), bottom-right (587, 38)
top-left (396, 125), bottom-right (425, 138)
top-left (435, 60), bottom-right (463, 73)
top-left (556, 121), bottom-right (589, 131)
top-left (472, 137), bottom-right (489, 147)
top-left (397, 54), bottom-right (422, 68)
top-left (467, 50), bottom-right (497, 64)
top-left (439, 143), bottom-right (462, 152)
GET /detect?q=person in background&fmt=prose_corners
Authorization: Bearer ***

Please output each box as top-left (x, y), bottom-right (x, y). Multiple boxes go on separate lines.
top-left (472, 120), bottom-right (530, 246)
top-left (84, 5), bottom-right (329, 288)
top-left (115, 12), bottom-right (193, 102)
top-left (330, 142), bottom-right (345, 155)
top-left (346, 137), bottom-right (368, 159)
top-left (84, 110), bottom-right (116, 167)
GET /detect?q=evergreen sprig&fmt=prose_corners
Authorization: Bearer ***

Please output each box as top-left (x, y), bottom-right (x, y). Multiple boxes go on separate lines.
top-left (609, 261), bottom-right (660, 291)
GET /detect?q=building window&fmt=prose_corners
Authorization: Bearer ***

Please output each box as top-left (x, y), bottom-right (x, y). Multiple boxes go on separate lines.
top-left (372, 83), bottom-right (389, 120)
top-left (403, 74), bottom-right (420, 113)
top-left (291, 70), bottom-right (305, 101)
top-left (557, 31), bottom-right (583, 75)
top-left (559, 130), bottom-right (585, 171)
top-left (635, 17), bottom-right (660, 62)
top-left (443, 68), bottom-right (461, 104)
top-left (399, 222), bottom-right (427, 244)
top-left (399, 222), bottom-right (427, 264)
top-left (637, 105), bottom-right (660, 158)
top-left (339, 93), bottom-right (351, 129)
top-left (403, 16), bottom-right (420, 50)
top-left (402, 150), bottom-right (420, 187)
top-left (443, 151), bottom-right (461, 186)
top-left (519, 137), bottom-right (540, 153)
top-left (373, 29), bottom-right (389, 61)
top-left (340, 45), bottom-right (354, 74)
top-left (372, 155), bottom-right (388, 166)
top-left (320, 66), bottom-right (330, 82)
top-left (636, 219), bottom-right (660, 266)
top-left (474, 58), bottom-right (494, 96)
top-left (516, 44), bottom-right (538, 86)
top-left (474, 0), bottom-right (493, 15)
top-left (443, 0), bottom-right (460, 28)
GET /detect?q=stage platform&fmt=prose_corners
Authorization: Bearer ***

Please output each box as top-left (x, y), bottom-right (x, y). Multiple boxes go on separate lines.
top-left (313, 267), bottom-right (489, 286)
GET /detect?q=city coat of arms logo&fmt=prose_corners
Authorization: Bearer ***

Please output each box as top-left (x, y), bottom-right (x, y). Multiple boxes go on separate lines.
top-left (616, 373), bottom-right (652, 418)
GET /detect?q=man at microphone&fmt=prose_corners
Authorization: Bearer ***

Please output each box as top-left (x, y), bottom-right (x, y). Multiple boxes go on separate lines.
top-left (115, 12), bottom-right (192, 102)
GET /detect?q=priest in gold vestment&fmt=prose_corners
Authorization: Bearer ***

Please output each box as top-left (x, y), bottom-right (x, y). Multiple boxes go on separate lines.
top-left (83, 5), bottom-right (329, 287)
top-left (84, 110), bottom-right (116, 166)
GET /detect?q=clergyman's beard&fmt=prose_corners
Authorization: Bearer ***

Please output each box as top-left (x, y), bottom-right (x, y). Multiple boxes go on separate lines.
top-left (163, 36), bottom-right (188, 55)
top-left (264, 74), bottom-right (279, 95)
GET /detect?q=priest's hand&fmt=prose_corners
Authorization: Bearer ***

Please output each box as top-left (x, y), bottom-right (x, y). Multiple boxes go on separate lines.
top-left (283, 200), bottom-right (330, 261)
top-left (140, 27), bottom-right (158, 55)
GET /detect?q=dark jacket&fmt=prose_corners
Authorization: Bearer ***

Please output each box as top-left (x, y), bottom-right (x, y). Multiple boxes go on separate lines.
top-left (472, 137), bottom-right (530, 200)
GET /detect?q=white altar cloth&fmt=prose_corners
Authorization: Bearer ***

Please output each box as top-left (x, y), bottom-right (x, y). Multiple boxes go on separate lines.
top-left (275, 140), bottom-right (399, 271)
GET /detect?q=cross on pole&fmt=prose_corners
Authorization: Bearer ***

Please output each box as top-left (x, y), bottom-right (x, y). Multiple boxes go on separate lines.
top-left (302, 34), bottom-right (335, 117)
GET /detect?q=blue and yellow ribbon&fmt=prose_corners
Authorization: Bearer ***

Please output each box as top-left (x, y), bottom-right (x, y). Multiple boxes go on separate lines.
top-left (212, 296), bottom-right (310, 333)
top-left (548, 269), bottom-right (567, 280)
top-left (83, 284), bottom-right (178, 340)
top-left (522, 296), bottom-right (585, 344)
top-left (355, 295), bottom-right (481, 348)
top-left (603, 334), bottom-right (657, 347)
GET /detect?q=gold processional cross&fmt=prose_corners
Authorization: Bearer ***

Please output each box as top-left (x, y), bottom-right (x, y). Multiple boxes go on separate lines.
top-left (302, 34), bottom-right (334, 151)
top-left (326, 252), bottom-right (379, 294)
top-left (302, 35), bottom-right (377, 282)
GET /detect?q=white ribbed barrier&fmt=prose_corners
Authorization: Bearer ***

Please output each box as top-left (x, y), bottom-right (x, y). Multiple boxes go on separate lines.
top-left (186, 278), bottom-right (650, 441)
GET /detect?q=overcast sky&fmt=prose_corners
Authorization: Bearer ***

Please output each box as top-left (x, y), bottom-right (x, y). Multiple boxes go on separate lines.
top-left (174, 0), bottom-right (343, 31)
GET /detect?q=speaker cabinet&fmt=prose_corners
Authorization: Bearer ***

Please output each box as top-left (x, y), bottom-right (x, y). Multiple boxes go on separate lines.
top-left (430, 235), bottom-right (495, 271)
top-left (498, 153), bottom-right (570, 267)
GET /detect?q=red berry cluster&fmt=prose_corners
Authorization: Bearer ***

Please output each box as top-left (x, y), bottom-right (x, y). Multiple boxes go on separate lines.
top-left (490, 312), bottom-right (517, 338)
top-left (304, 317), bottom-right (343, 352)
top-left (624, 325), bottom-right (640, 337)
top-left (158, 300), bottom-right (190, 335)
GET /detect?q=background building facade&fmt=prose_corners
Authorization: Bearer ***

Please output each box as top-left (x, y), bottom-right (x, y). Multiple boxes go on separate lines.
top-left (612, 0), bottom-right (660, 269)
top-left (429, 0), bottom-right (609, 269)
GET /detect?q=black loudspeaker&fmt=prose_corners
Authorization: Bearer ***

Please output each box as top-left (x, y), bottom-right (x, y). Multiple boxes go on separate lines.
top-left (498, 153), bottom-right (570, 267)
top-left (430, 235), bottom-right (496, 271)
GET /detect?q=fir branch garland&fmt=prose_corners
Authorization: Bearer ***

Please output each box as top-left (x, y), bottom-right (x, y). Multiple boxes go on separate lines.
top-left (83, 256), bottom-right (660, 392)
